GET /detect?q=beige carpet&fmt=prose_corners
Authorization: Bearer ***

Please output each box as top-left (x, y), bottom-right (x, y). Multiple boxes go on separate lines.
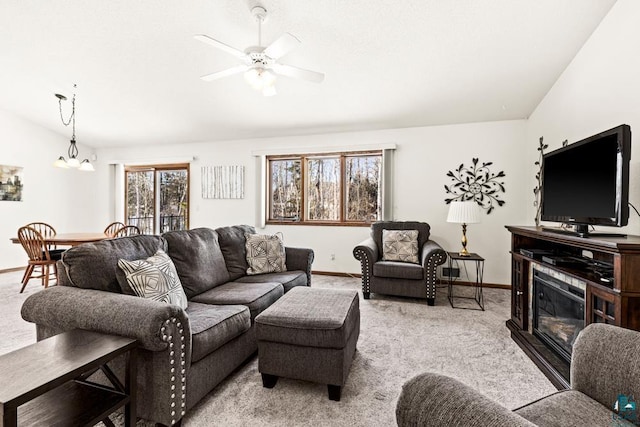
top-left (0, 271), bottom-right (556, 426)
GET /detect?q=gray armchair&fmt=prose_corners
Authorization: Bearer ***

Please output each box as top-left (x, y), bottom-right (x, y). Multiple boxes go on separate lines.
top-left (396, 323), bottom-right (640, 426)
top-left (353, 221), bottom-right (447, 306)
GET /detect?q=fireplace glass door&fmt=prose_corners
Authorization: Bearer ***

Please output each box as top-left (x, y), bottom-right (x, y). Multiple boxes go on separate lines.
top-left (533, 270), bottom-right (585, 361)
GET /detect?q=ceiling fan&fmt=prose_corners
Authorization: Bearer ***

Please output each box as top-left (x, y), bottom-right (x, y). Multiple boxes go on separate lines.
top-left (195, 4), bottom-right (324, 96)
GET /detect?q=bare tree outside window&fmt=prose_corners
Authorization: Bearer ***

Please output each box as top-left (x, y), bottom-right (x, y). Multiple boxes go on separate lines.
top-left (267, 151), bottom-right (383, 225)
top-left (307, 157), bottom-right (340, 221)
top-left (126, 170), bottom-right (154, 233)
top-left (270, 159), bottom-right (301, 220)
top-left (125, 164), bottom-right (189, 234)
top-left (345, 155), bottom-right (381, 221)
top-left (159, 170), bottom-right (188, 232)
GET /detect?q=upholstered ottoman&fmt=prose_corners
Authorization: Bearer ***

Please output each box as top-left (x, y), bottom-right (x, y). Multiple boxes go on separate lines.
top-left (255, 286), bottom-right (360, 401)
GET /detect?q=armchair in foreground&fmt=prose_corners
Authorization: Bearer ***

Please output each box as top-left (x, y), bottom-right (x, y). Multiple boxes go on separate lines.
top-left (353, 221), bottom-right (447, 306)
top-left (396, 323), bottom-right (640, 426)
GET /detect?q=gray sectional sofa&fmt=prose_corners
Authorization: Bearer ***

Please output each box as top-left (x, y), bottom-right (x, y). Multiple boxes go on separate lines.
top-left (21, 225), bottom-right (314, 427)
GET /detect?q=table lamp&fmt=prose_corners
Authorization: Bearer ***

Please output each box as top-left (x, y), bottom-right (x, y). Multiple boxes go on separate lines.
top-left (447, 201), bottom-right (481, 256)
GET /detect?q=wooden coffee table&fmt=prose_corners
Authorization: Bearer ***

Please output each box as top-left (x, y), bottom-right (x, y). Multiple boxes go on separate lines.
top-left (0, 329), bottom-right (137, 427)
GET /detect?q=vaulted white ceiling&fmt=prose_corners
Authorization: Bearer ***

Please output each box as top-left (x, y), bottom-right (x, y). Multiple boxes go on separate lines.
top-left (0, 0), bottom-right (616, 148)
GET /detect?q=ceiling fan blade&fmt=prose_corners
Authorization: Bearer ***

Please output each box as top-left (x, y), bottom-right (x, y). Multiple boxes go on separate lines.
top-left (200, 65), bottom-right (248, 82)
top-left (264, 33), bottom-right (300, 59)
top-left (272, 63), bottom-right (325, 83)
top-left (194, 34), bottom-right (246, 60)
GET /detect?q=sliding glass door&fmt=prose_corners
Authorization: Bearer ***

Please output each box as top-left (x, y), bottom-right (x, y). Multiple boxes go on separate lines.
top-left (125, 164), bottom-right (189, 234)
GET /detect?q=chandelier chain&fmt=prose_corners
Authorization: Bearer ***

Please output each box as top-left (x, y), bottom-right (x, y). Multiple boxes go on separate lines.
top-left (57, 84), bottom-right (77, 140)
top-left (57, 97), bottom-right (74, 127)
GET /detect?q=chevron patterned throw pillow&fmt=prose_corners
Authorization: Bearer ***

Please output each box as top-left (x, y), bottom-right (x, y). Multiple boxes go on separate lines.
top-left (118, 249), bottom-right (188, 309)
top-left (382, 229), bottom-right (419, 264)
top-left (245, 232), bottom-right (287, 275)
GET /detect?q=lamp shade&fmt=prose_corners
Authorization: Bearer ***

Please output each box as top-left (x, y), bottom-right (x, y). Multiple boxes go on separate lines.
top-left (447, 201), bottom-right (481, 224)
top-left (78, 159), bottom-right (95, 172)
top-left (53, 156), bottom-right (69, 168)
top-left (66, 157), bottom-right (81, 168)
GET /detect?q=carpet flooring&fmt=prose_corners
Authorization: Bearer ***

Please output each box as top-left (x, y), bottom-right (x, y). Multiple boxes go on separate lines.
top-left (0, 271), bottom-right (556, 426)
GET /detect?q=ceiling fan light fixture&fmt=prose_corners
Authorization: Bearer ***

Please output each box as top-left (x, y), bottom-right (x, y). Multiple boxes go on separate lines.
top-left (244, 67), bottom-right (276, 91)
top-left (261, 69), bottom-right (276, 88)
top-left (244, 67), bottom-right (261, 88)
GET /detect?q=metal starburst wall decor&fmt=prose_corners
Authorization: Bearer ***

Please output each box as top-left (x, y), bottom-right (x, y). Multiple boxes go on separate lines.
top-left (444, 158), bottom-right (506, 214)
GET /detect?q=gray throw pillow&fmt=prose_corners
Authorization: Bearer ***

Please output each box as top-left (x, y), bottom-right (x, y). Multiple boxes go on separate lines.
top-left (118, 249), bottom-right (188, 309)
top-left (382, 229), bottom-right (419, 264)
top-left (245, 232), bottom-right (287, 275)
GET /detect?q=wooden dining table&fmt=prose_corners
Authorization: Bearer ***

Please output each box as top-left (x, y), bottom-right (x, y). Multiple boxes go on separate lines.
top-left (10, 232), bottom-right (110, 247)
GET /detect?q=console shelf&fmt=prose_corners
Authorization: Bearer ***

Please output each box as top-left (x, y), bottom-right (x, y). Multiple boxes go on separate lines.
top-left (505, 226), bottom-right (640, 389)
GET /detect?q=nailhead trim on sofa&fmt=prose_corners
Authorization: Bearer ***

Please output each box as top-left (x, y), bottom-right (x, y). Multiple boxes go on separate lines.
top-left (425, 252), bottom-right (446, 299)
top-left (161, 317), bottom-right (187, 425)
top-left (353, 248), bottom-right (370, 295)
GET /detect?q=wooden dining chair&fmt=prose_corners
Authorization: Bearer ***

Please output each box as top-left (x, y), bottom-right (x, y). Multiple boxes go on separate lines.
top-left (25, 222), bottom-right (65, 259)
top-left (104, 221), bottom-right (126, 237)
top-left (113, 225), bottom-right (141, 237)
top-left (18, 226), bottom-right (59, 293)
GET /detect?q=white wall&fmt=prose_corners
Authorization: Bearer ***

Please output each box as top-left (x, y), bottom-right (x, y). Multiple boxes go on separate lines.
top-left (0, 108), bottom-right (100, 270)
top-left (97, 119), bottom-right (529, 285)
top-left (527, 0), bottom-right (640, 234)
top-left (5, 1), bottom-right (638, 286)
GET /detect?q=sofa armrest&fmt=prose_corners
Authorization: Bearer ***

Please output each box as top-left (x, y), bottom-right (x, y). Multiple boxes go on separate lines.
top-left (285, 247), bottom-right (314, 286)
top-left (571, 323), bottom-right (640, 408)
top-left (421, 240), bottom-right (447, 283)
top-left (22, 286), bottom-right (192, 426)
top-left (21, 286), bottom-right (190, 353)
top-left (353, 238), bottom-right (378, 296)
top-left (396, 373), bottom-right (536, 427)
top-left (353, 237), bottom-right (378, 264)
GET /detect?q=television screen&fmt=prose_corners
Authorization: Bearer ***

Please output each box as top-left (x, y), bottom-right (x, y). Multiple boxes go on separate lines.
top-left (541, 124), bottom-right (630, 231)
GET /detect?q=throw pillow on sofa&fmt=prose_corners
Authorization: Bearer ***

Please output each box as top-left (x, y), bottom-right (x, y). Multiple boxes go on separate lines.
top-left (245, 232), bottom-right (287, 275)
top-left (382, 229), bottom-right (419, 264)
top-left (117, 249), bottom-right (188, 309)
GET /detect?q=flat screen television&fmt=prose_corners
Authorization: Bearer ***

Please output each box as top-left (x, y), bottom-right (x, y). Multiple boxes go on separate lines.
top-left (541, 124), bottom-right (631, 237)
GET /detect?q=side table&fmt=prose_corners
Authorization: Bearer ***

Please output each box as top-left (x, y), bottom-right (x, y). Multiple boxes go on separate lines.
top-left (0, 329), bottom-right (137, 427)
top-left (447, 251), bottom-right (485, 311)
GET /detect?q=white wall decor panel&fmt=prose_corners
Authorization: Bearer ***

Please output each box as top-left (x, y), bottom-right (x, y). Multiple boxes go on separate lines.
top-left (201, 165), bottom-right (245, 199)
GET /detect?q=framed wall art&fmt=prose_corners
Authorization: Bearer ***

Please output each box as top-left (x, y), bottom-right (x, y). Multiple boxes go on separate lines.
top-left (0, 164), bottom-right (23, 201)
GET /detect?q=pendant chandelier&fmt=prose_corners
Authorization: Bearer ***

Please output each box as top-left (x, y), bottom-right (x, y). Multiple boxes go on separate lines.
top-left (53, 85), bottom-right (94, 171)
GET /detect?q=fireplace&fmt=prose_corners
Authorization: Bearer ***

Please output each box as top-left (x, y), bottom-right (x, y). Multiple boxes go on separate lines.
top-left (533, 269), bottom-right (585, 362)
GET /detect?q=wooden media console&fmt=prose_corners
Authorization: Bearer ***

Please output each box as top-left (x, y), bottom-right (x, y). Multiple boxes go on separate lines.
top-left (505, 225), bottom-right (640, 389)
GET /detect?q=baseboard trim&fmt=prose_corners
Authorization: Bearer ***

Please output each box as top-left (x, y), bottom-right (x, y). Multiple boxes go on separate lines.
top-left (438, 280), bottom-right (510, 289)
top-left (312, 270), bottom-right (361, 278)
top-left (0, 266), bottom-right (25, 274)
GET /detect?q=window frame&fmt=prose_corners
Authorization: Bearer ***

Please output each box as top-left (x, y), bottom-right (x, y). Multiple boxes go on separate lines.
top-left (124, 163), bottom-right (190, 234)
top-left (266, 150), bottom-right (382, 226)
